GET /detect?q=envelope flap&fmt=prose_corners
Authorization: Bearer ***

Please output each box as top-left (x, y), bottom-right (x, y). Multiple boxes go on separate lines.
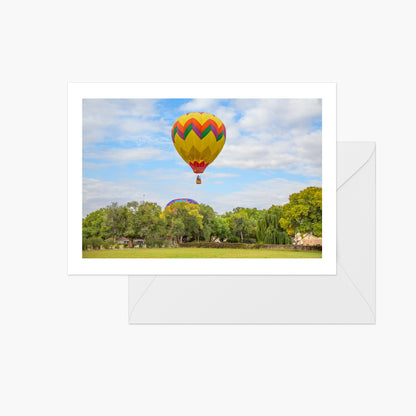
top-left (337, 142), bottom-right (375, 188)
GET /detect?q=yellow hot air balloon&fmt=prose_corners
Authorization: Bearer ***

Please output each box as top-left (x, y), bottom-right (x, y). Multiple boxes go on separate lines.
top-left (171, 112), bottom-right (226, 184)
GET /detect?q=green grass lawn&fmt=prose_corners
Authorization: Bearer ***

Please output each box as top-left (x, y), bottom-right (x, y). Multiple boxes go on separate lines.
top-left (82, 247), bottom-right (322, 259)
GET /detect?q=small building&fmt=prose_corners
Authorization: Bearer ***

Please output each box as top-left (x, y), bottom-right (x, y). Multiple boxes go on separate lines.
top-left (293, 233), bottom-right (322, 246)
top-left (116, 237), bottom-right (146, 247)
top-left (117, 237), bottom-right (130, 245)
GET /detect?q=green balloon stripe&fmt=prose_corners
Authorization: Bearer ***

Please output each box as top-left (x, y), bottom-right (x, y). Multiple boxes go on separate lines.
top-left (184, 124), bottom-right (194, 139)
top-left (201, 125), bottom-right (211, 139)
top-left (179, 123), bottom-right (225, 141)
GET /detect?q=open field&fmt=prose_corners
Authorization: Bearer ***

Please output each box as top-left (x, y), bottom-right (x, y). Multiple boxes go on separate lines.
top-left (82, 247), bottom-right (322, 259)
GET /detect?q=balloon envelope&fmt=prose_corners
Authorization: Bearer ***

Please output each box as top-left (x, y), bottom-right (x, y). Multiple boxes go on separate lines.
top-left (166, 198), bottom-right (199, 208)
top-left (171, 112), bottom-right (226, 174)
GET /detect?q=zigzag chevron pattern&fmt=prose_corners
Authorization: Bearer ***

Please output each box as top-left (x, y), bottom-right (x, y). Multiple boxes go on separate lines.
top-left (171, 112), bottom-right (226, 174)
top-left (171, 116), bottom-right (226, 143)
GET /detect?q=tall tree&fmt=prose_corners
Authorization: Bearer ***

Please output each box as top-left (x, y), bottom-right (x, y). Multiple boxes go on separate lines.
top-left (163, 202), bottom-right (203, 242)
top-left (199, 204), bottom-right (216, 241)
top-left (256, 205), bottom-right (291, 244)
top-left (82, 208), bottom-right (106, 239)
top-left (279, 187), bottom-right (322, 237)
top-left (171, 218), bottom-right (185, 244)
top-left (225, 208), bottom-right (257, 242)
top-left (211, 217), bottom-right (231, 241)
top-left (101, 202), bottom-right (128, 240)
top-left (125, 201), bottom-right (163, 247)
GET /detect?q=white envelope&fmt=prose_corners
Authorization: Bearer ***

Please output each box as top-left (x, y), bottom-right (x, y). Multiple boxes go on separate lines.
top-left (128, 142), bottom-right (376, 324)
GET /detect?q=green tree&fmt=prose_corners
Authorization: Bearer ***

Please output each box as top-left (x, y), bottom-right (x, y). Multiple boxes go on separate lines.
top-left (171, 218), bottom-right (185, 244)
top-left (199, 204), bottom-right (216, 241)
top-left (125, 201), bottom-right (164, 247)
top-left (82, 208), bottom-right (106, 240)
top-left (89, 236), bottom-right (103, 250)
top-left (164, 202), bottom-right (203, 243)
top-left (256, 205), bottom-right (291, 244)
top-left (101, 202), bottom-right (129, 240)
top-left (279, 187), bottom-right (322, 237)
top-left (211, 217), bottom-right (231, 241)
top-left (225, 207), bottom-right (257, 243)
top-left (184, 206), bottom-right (203, 242)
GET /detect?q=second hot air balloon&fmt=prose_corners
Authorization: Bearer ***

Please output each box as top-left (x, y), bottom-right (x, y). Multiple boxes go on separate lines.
top-left (166, 198), bottom-right (199, 207)
top-left (171, 112), bottom-right (226, 184)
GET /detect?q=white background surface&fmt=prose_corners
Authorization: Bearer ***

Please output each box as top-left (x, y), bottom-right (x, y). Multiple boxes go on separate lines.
top-left (0, 1), bottom-right (414, 415)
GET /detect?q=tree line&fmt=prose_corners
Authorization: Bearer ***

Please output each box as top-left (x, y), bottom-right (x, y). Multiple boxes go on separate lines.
top-left (82, 186), bottom-right (322, 249)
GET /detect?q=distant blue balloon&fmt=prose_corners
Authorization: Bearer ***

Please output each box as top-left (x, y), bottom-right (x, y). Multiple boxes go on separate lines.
top-left (166, 198), bottom-right (199, 207)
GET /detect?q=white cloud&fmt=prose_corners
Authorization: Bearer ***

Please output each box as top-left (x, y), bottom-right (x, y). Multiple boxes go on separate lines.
top-left (83, 99), bottom-right (323, 216)
top-left (235, 99), bottom-right (321, 129)
top-left (83, 174), bottom-right (321, 217)
top-left (83, 175), bottom-right (193, 216)
top-left (213, 131), bottom-right (322, 177)
top-left (83, 175), bottom-right (211, 216)
top-left (133, 168), bottom-right (195, 181)
top-left (132, 168), bottom-right (239, 185)
top-left (179, 99), bottom-right (240, 137)
top-left (210, 177), bottom-right (321, 214)
top-left (83, 98), bottom-right (322, 177)
top-left (179, 99), bottom-right (222, 114)
top-left (83, 99), bottom-right (170, 144)
top-left (83, 178), bottom-right (151, 216)
top-left (84, 146), bottom-right (171, 163)
top-left (176, 98), bottom-right (322, 176)
top-left (82, 161), bottom-right (111, 170)
top-left (208, 172), bottom-right (239, 178)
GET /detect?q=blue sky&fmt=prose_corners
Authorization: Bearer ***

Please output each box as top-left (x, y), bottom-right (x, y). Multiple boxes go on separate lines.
top-left (83, 98), bottom-right (322, 217)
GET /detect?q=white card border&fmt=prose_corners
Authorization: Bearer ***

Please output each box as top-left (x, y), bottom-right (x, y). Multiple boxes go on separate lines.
top-left (68, 83), bottom-right (336, 275)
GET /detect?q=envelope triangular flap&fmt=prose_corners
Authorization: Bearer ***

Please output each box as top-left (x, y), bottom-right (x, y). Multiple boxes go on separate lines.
top-left (337, 142), bottom-right (375, 188)
top-left (336, 141), bottom-right (376, 319)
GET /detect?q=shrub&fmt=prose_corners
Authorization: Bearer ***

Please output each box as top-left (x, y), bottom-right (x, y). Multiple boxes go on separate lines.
top-left (179, 242), bottom-right (247, 249)
top-left (153, 239), bottom-right (167, 248)
top-left (90, 236), bottom-right (103, 250)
